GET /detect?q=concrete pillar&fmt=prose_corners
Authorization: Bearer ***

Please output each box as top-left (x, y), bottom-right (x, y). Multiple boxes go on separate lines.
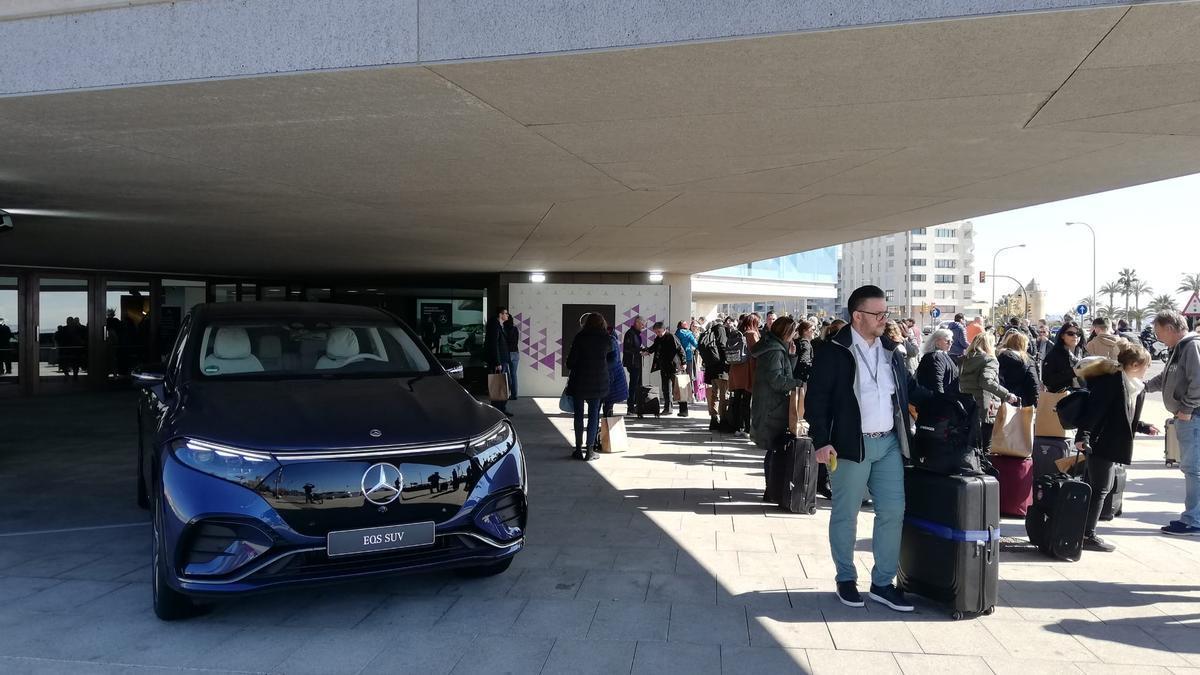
top-left (665, 273), bottom-right (692, 326)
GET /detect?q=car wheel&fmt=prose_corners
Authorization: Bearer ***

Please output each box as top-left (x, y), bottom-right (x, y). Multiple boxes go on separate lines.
top-left (151, 488), bottom-right (203, 621)
top-left (454, 557), bottom-right (514, 578)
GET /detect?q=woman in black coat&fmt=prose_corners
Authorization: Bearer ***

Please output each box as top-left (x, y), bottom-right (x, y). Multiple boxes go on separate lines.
top-left (997, 331), bottom-right (1040, 407)
top-left (1074, 343), bottom-right (1159, 552)
top-left (1042, 321), bottom-right (1086, 392)
top-left (565, 312), bottom-right (614, 461)
top-left (916, 328), bottom-right (960, 396)
top-left (792, 319), bottom-right (815, 383)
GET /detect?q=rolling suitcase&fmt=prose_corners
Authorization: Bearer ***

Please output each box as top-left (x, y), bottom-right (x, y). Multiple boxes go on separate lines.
top-left (634, 385), bottom-right (661, 418)
top-left (1099, 463), bottom-right (1126, 521)
top-left (1032, 436), bottom-right (1072, 478)
top-left (898, 468), bottom-right (999, 620)
top-left (1025, 472), bottom-right (1091, 561)
top-left (765, 433), bottom-right (817, 514)
top-left (990, 454), bottom-right (1033, 518)
top-left (1166, 418), bottom-right (1180, 466)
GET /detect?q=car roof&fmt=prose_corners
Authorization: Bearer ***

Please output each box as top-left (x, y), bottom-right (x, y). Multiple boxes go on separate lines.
top-left (194, 302), bottom-right (392, 322)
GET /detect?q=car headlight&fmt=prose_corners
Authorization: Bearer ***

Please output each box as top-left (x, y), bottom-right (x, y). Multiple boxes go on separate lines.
top-left (468, 421), bottom-right (515, 458)
top-left (172, 438), bottom-right (280, 490)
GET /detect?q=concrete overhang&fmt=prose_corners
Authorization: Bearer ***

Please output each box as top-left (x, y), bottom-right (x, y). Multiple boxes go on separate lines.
top-left (1, 1), bottom-right (1199, 276)
top-left (692, 276), bottom-right (838, 301)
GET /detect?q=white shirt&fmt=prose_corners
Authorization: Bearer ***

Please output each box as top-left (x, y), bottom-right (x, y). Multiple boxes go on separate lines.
top-left (851, 327), bottom-right (897, 434)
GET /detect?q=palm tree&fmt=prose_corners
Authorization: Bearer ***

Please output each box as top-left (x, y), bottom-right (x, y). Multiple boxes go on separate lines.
top-left (1149, 294), bottom-right (1179, 313)
top-left (1098, 304), bottom-right (1120, 319)
top-left (1099, 281), bottom-right (1121, 309)
top-left (1120, 307), bottom-right (1154, 328)
top-left (1129, 281), bottom-right (1153, 328)
top-left (1179, 273), bottom-right (1200, 295)
top-left (1117, 268), bottom-right (1139, 315)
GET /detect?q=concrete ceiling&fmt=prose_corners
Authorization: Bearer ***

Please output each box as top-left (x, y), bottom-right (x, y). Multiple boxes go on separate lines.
top-left (2, 3), bottom-right (1200, 276)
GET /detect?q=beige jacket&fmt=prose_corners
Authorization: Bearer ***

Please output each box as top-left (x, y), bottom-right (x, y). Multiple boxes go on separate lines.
top-left (1085, 332), bottom-right (1123, 360)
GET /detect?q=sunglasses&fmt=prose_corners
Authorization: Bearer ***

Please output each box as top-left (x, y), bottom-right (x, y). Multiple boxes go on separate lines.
top-left (1062, 331), bottom-right (1080, 337)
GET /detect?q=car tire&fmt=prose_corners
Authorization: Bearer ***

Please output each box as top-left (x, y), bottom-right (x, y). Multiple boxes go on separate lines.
top-left (454, 557), bottom-right (514, 578)
top-left (151, 488), bottom-right (204, 621)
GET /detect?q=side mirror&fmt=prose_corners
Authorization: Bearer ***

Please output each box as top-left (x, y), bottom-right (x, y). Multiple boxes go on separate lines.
top-left (132, 364), bottom-right (166, 386)
top-left (439, 359), bottom-right (464, 380)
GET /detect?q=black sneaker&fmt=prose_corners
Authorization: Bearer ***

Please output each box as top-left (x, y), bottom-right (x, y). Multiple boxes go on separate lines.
top-left (868, 584), bottom-right (914, 612)
top-left (835, 581), bottom-right (864, 608)
top-left (1083, 535), bottom-right (1116, 552)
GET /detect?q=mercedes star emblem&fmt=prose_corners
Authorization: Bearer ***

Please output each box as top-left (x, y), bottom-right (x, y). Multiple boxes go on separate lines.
top-left (369, 429), bottom-right (383, 438)
top-left (361, 463), bottom-right (402, 505)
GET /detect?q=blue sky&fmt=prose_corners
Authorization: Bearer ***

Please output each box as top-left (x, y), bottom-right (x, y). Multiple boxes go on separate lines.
top-left (969, 173), bottom-right (1200, 316)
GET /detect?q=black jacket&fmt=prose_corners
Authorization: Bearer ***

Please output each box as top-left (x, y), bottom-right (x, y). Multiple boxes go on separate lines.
top-left (648, 331), bottom-right (685, 375)
top-left (622, 327), bottom-right (644, 370)
top-left (483, 317), bottom-right (508, 369)
top-left (1042, 342), bottom-right (1083, 393)
top-left (566, 326), bottom-right (614, 400)
top-left (804, 326), bottom-right (931, 463)
top-left (997, 349), bottom-right (1039, 407)
top-left (916, 349), bottom-right (959, 396)
top-left (503, 322), bottom-right (519, 354)
top-left (792, 337), bottom-right (813, 383)
top-left (1075, 360), bottom-right (1150, 465)
top-left (703, 323), bottom-right (730, 374)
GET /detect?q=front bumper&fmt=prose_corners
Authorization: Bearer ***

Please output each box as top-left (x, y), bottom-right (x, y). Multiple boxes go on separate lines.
top-left (158, 439), bottom-right (526, 597)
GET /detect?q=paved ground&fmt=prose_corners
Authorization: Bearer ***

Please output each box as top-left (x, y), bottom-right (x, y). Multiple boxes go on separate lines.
top-left (1, 390), bottom-right (1199, 674)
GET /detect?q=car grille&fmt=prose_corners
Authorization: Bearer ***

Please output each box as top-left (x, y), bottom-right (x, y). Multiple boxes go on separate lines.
top-left (246, 533), bottom-right (498, 583)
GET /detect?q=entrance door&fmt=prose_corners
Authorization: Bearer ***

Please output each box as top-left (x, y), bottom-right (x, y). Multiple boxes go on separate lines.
top-left (37, 277), bottom-right (91, 390)
top-left (0, 277), bottom-right (18, 389)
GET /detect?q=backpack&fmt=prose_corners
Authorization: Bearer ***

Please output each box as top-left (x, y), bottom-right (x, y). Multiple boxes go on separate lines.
top-left (1054, 388), bottom-right (1090, 429)
top-left (725, 330), bottom-right (748, 365)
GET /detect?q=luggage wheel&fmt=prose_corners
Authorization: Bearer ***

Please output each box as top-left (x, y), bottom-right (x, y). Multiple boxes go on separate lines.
top-left (951, 611), bottom-right (965, 621)
top-left (983, 606), bottom-right (995, 616)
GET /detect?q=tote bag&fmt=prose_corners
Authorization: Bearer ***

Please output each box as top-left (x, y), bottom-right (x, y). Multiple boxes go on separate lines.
top-left (488, 373), bottom-right (510, 402)
top-left (991, 403), bottom-right (1035, 457)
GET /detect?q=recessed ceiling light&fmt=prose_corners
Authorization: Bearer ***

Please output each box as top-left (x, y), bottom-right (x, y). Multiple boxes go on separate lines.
top-left (529, 273), bottom-right (546, 283)
top-left (649, 271), bottom-right (664, 283)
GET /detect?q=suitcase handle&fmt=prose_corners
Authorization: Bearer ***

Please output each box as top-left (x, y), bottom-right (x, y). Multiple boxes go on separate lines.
top-left (985, 526), bottom-right (995, 564)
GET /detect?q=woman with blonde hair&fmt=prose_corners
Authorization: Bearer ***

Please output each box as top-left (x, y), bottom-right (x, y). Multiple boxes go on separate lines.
top-left (750, 316), bottom-right (803, 449)
top-left (960, 332), bottom-right (1019, 452)
top-left (997, 330), bottom-right (1039, 407)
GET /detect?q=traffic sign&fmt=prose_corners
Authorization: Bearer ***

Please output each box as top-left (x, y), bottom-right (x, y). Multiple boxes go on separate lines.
top-left (931, 308), bottom-right (942, 319)
top-left (1184, 292), bottom-right (1200, 317)
top-left (1076, 304), bottom-right (1088, 316)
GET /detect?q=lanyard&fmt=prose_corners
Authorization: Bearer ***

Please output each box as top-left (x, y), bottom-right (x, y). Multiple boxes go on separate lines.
top-left (854, 343), bottom-right (882, 385)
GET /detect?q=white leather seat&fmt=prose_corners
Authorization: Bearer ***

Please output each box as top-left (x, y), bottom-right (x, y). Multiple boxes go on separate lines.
top-left (316, 327), bottom-right (360, 369)
top-left (202, 327), bottom-right (263, 374)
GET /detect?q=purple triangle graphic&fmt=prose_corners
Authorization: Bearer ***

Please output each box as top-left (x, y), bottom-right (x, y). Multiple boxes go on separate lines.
top-left (540, 355), bottom-right (555, 369)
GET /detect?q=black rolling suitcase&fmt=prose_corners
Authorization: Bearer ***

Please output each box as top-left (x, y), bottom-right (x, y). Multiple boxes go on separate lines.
top-left (634, 386), bottom-right (661, 418)
top-left (898, 468), bottom-right (999, 620)
top-left (1032, 436), bottom-right (1072, 478)
top-left (765, 433), bottom-right (817, 514)
top-left (1099, 464), bottom-right (1126, 521)
top-left (1025, 471), bottom-right (1091, 561)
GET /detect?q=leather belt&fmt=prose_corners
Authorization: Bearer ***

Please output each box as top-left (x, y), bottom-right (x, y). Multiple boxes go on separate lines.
top-left (862, 431), bottom-right (892, 439)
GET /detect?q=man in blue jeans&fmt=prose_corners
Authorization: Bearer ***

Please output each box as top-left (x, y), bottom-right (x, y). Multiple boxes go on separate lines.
top-left (1145, 310), bottom-right (1200, 535)
top-left (805, 285), bottom-right (930, 611)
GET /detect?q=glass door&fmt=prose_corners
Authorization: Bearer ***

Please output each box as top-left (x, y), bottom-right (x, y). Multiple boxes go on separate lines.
top-left (0, 277), bottom-right (18, 388)
top-left (37, 277), bottom-right (91, 389)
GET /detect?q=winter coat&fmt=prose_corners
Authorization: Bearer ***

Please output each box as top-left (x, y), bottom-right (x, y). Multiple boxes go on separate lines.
top-left (1085, 332), bottom-right (1123, 360)
top-left (1032, 337), bottom-right (1051, 383)
top-left (959, 353), bottom-right (1010, 424)
top-left (647, 331), bottom-right (685, 375)
top-left (1145, 334), bottom-right (1200, 416)
top-left (701, 323), bottom-right (730, 376)
top-left (503, 322), bottom-right (520, 354)
top-left (622, 326), bottom-right (644, 370)
top-left (792, 338), bottom-right (813, 383)
top-left (604, 333), bottom-right (629, 405)
top-left (1042, 342), bottom-right (1083, 393)
top-left (947, 321), bottom-right (969, 357)
top-left (750, 332), bottom-right (802, 448)
top-left (997, 349), bottom-right (1039, 407)
top-left (804, 326), bottom-right (931, 463)
top-left (483, 317), bottom-right (508, 369)
top-left (1075, 357), bottom-right (1150, 465)
top-left (565, 326), bottom-right (613, 401)
top-left (898, 338), bottom-right (919, 373)
top-left (676, 329), bottom-right (698, 365)
top-left (916, 349), bottom-right (960, 397)
top-left (727, 329), bottom-right (759, 391)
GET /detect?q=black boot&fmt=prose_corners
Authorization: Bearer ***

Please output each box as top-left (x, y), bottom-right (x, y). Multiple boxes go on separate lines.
top-left (678, 403), bottom-right (688, 417)
top-left (709, 418), bottom-right (719, 431)
top-left (586, 441), bottom-right (600, 461)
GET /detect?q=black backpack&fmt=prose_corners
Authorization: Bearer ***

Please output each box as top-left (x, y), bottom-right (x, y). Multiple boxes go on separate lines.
top-left (725, 330), bottom-right (748, 365)
top-left (1054, 388), bottom-right (1090, 429)
top-left (698, 327), bottom-right (721, 366)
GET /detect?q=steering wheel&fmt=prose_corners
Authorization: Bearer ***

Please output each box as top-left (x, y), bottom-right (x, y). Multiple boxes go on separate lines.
top-left (335, 353), bottom-right (387, 368)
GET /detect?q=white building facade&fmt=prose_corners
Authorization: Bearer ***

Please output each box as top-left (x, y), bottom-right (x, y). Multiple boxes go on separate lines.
top-left (838, 221), bottom-right (983, 321)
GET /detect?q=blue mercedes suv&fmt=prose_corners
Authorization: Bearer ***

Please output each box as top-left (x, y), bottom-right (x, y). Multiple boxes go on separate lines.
top-left (134, 302), bottom-right (527, 620)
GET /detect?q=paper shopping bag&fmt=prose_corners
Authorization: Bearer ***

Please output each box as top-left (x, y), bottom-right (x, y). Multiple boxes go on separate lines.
top-left (488, 373), bottom-right (510, 402)
top-left (1035, 390), bottom-right (1071, 438)
top-left (991, 403), bottom-right (1035, 457)
top-left (673, 373), bottom-right (694, 403)
top-left (600, 415), bottom-right (629, 453)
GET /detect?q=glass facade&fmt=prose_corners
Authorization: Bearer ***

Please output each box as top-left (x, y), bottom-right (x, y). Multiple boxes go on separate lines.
top-left (705, 247), bottom-right (838, 283)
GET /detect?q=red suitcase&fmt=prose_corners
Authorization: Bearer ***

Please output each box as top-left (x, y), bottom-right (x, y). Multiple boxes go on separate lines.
top-left (990, 454), bottom-right (1033, 517)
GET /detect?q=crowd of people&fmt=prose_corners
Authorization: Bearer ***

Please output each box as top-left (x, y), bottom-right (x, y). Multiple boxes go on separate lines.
top-left (537, 287), bottom-right (1200, 612)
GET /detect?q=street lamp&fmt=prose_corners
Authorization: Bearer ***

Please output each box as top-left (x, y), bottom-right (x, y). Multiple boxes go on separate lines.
top-left (1066, 221), bottom-right (1095, 322)
top-left (992, 244), bottom-right (1026, 325)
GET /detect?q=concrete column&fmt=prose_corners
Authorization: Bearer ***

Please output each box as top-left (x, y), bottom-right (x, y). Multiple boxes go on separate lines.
top-left (665, 273), bottom-right (692, 326)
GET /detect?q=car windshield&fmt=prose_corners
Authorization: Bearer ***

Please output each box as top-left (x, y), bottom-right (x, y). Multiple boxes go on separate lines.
top-left (196, 319), bottom-right (433, 378)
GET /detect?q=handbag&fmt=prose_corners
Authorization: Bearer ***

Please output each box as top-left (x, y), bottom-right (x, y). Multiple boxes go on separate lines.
top-left (991, 403), bottom-right (1035, 458)
top-left (487, 373), bottom-right (510, 402)
top-left (1035, 390), bottom-right (1071, 438)
top-left (559, 387), bottom-right (574, 413)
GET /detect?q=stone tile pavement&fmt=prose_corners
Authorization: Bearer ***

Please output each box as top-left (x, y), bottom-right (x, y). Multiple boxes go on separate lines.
top-left (2, 392), bottom-right (1200, 674)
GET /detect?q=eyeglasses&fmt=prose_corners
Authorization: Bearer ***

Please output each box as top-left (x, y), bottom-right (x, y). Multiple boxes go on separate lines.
top-left (855, 309), bottom-right (891, 321)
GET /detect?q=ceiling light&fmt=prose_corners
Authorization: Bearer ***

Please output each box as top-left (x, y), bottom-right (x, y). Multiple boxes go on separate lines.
top-left (529, 273), bottom-right (546, 283)
top-left (648, 271), bottom-right (664, 283)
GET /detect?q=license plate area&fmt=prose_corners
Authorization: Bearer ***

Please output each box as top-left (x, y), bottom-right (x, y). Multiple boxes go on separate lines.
top-left (326, 521), bottom-right (436, 557)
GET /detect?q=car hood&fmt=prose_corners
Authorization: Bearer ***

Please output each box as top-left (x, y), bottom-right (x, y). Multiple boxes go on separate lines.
top-left (172, 375), bottom-right (502, 452)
